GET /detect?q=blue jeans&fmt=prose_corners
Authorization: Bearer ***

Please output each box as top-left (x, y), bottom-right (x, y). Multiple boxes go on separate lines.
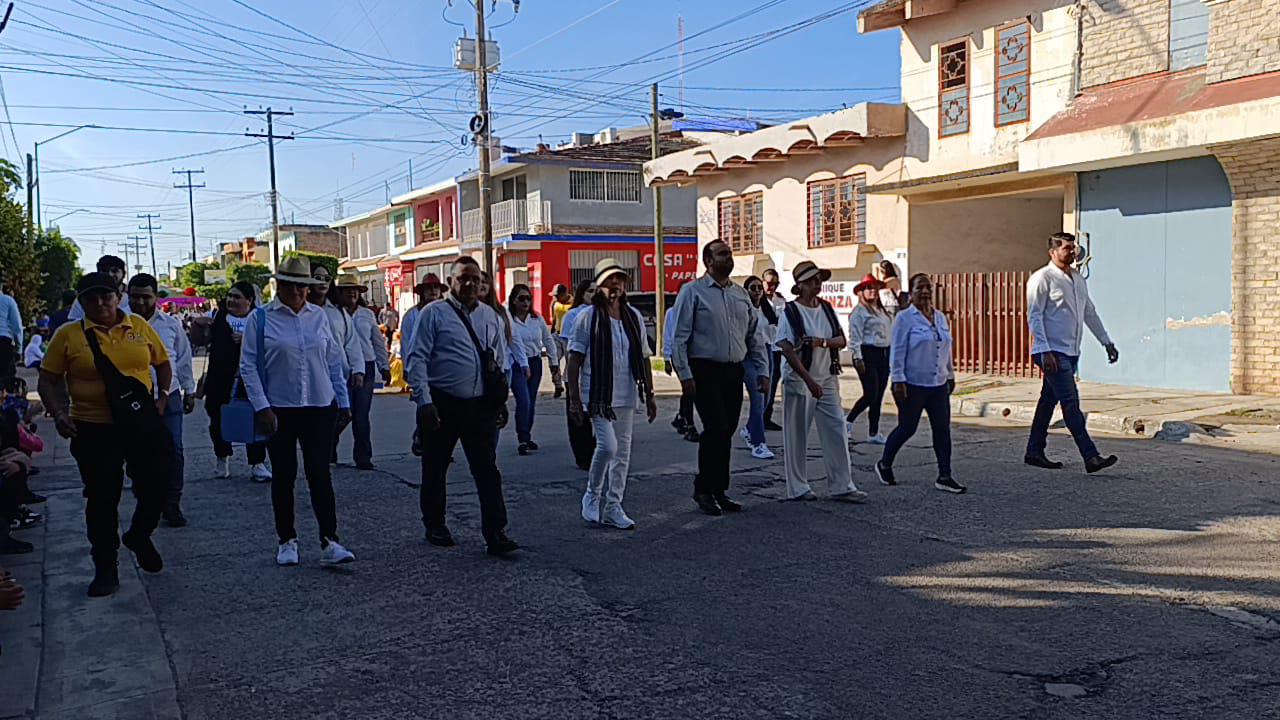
top-left (161, 398), bottom-right (184, 510)
top-left (511, 356), bottom-right (543, 443)
top-left (880, 383), bottom-right (952, 477)
top-left (742, 362), bottom-right (766, 445)
top-left (1028, 352), bottom-right (1099, 461)
top-left (764, 350), bottom-right (782, 423)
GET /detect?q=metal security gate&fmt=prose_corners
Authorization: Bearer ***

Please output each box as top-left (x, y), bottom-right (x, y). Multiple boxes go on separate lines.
top-left (1078, 156), bottom-right (1232, 392)
top-left (932, 271), bottom-right (1036, 378)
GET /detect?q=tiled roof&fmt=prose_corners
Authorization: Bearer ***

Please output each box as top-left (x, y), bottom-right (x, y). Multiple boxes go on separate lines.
top-left (506, 135), bottom-right (700, 166)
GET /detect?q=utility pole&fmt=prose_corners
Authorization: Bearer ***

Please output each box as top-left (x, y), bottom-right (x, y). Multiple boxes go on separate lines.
top-left (127, 235), bottom-right (147, 274)
top-left (24, 153), bottom-right (33, 244)
top-left (651, 83), bottom-right (667, 358)
top-left (475, 0), bottom-right (495, 277)
top-left (119, 241), bottom-right (133, 273)
top-left (138, 213), bottom-right (160, 276)
top-left (173, 169), bottom-right (205, 262)
top-left (245, 108), bottom-right (294, 271)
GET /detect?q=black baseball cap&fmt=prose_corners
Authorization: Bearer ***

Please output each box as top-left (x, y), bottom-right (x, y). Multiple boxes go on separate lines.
top-left (76, 272), bottom-right (121, 297)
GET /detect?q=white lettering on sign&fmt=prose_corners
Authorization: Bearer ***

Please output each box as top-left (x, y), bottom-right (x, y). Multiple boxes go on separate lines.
top-left (642, 252), bottom-right (688, 268)
top-left (821, 281), bottom-right (856, 329)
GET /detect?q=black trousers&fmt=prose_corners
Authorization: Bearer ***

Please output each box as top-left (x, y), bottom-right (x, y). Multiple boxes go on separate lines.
top-left (69, 421), bottom-right (169, 563)
top-left (207, 399), bottom-right (267, 465)
top-left (764, 350), bottom-right (781, 422)
top-left (566, 396), bottom-right (596, 470)
top-left (420, 390), bottom-right (508, 540)
top-left (690, 359), bottom-right (745, 495)
top-left (267, 405), bottom-right (340, 545)
top-left (0, 337), bottom-right (14, 386)
top-left (846, 345), bottom-right (891, 435)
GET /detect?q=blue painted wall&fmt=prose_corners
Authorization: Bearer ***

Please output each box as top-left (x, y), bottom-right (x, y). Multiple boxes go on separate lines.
top-left (1078, 156), bottom-right (1233, 392)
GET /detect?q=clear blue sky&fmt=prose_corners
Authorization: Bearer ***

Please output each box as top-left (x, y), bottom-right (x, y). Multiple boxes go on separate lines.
top-left (0, 0), bottom-right (900, 273)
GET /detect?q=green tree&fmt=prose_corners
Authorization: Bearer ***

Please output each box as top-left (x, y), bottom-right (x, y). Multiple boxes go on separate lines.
top-left (283, 250), bottom-right (338, 279)
top-left (175, 261), bottom-right (218, 288)
top-left (35, 227), bottom-right (81, 311)
top-left (196, 284), bottom-right (229, 302)
top-left (0, 159), bottom-right (42, 322)
top-left (231, 262), bottom-right (272, 289)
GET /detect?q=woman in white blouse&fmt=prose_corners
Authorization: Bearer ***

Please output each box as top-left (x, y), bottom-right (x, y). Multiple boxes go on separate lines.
top-left (845, 274), bottom-right (893, 444)
top-left (876, 260), bottom-right (903, 315)
top-left (240, 256), bottom-right (356, 567)
top-left (566, 259), bottom-right (657, 530)
top-left (507, 283), bottom-right (562, 456)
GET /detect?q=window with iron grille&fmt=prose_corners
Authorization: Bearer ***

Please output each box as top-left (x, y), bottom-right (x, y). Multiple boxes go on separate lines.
top-left (807, 175), bottom-right (866, 248)
top-left (939, 38), bottom-right (970, 137)
top-left (995, 21), bottom-right (1031, 127)
top-left (569, 169), bottom-right (643, 202)
top-left (717, 192), bottom-right (764, 254)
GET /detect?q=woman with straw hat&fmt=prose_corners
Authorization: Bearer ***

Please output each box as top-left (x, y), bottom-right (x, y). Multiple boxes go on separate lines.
top-left (240, 256), bottom-right (356, 567)
top-left (566, 258), bottom-right (656, 529)
top-left (846, 273), bottom-right (893, 445)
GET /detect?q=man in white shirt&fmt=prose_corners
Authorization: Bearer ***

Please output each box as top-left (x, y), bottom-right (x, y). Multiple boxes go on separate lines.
top-left (1025, 232), bottom-right (1119, 474)
top-left (68, 255), bottom-right (131, 322)
top-left (128, 274), bottom-right (198, 527)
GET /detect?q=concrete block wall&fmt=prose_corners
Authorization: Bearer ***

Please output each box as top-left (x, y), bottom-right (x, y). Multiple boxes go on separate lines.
top-left (1210, 137), bottom-right (1280, 395)
top-left (1080, 0), bottom-right (1170, 88)
top-left (1205, 0), bottom-right (1280, 84)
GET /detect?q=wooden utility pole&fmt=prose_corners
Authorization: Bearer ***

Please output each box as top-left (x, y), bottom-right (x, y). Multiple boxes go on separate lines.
top-left (245, 108), bottom-right (294, 272)
top-left (173, 169), bottom-right (205, 262)
top-left (138, 214), bottom-right (160, 276)
top-left (475, 0), bottom-right (494, 277)
top-left (651, 83), bottom-right (667, 357)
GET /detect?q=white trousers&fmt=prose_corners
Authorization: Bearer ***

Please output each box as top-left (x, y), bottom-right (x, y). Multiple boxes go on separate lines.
top-left (588, 410), bottom-right (636, 505)
top-left (783, 375), bottom-right (857, 499)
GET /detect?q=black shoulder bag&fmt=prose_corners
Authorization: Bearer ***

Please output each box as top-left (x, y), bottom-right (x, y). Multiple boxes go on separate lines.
top-left (448, 302), bottom-right (510, 410)
top-left (81, 321), bottom-right (163, 429)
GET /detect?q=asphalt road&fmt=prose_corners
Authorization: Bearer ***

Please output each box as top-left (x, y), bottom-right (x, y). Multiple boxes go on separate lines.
top-left (12, 387), bottom-right (1280, 720)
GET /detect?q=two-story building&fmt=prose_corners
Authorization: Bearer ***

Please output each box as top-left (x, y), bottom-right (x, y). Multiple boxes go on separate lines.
top-left (644, 103), bottom-right (912, 332)
top-left (257, 224), bottom-right (343, 273)
top-left (335, 207), bottom-right (393, 305)
top-left (457, 133), bottom-right (701, 317)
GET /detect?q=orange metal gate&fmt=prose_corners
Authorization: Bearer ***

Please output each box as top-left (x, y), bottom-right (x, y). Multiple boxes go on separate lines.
top-left (930, 271), bottom-right (1036, 378)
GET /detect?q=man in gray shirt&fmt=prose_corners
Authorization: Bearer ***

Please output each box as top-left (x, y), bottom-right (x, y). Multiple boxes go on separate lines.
top-left (404, 257), bottom-right (518, 556)
top-left (671, 239), bottom-right (770, 516)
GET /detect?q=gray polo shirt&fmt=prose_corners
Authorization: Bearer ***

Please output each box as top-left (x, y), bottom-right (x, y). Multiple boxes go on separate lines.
top-left (670, 274), bottom-right (768, 381)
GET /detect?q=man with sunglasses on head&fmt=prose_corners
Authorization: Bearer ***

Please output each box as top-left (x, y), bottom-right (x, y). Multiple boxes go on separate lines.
top-left (128, 274), bottom-right (197, 528)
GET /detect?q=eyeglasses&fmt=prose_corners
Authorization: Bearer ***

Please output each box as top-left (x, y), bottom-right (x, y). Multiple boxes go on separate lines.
top-left (515, 295), bottom-right (531, 302)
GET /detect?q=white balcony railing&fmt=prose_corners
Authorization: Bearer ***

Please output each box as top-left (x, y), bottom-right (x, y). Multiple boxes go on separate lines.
top-left (461, 198), bottom-right (552, 246)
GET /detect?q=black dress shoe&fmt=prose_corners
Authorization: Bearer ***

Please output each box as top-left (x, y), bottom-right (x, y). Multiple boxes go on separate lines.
top-left (693, 493), bottom-right (722, 516)
top-left (517, 442), bottom-right (531, 456)
top-left (671, 416), bottom-right (688, 433)
top-left (526, 441), bottom-right (539, 451)
top-left (1024, 454), bottom-right (1064, 470)
top-left (1085, 454), bottom-right (1118, 474)
top-left (87, 565), bottom-right (119, 598)
top-left (486, 532), bottom-right (519, 556)
top-left (713, 493), bottom-right (743, 512)
top-left (22, 491), bottom-right (46, 504)
top-left (764, 420), bottom-right (783, 432)
top-left (122, 531), bottom-right (163, 573)
top-left (164, 508), bottom-right (188, 528)
top-left (355, 461), bottom-right (377, 470)
top-left (683, 428), bottom-right (701, 443)
top-left (425, 526), bottom-right (457, 547)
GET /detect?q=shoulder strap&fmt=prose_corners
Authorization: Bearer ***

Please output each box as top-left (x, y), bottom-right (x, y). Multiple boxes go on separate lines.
top-left (820, 299), bottom-right (843, 338)
top-left (447, 301), bottom-right (489, 364)
top-left (81, 321), bottom-right (118, 378)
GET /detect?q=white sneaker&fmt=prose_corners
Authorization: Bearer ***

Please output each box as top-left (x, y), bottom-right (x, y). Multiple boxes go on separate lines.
top-left (581, 490), bottom-right (601, 524)
top-left (320, 540), bottom-right (355, 565)
top-left (601, 503), bottom-right (635, 530)
top-left (867, 434), bottom-right (887, 445)
top-left (739, 426), bottom-right (752, 447)
top-left (751, 443), bottom-right (775, 460)
top-left (250, 463), bottom-right (272, 483)
top-left (276, 539), bottom-right (299, 566)
top-left (216, 457), bottom-right (230, 478)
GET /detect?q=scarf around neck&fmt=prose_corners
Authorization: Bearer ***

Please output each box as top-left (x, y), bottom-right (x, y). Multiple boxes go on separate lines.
top-left (587, 301), bottom-right (650, 420)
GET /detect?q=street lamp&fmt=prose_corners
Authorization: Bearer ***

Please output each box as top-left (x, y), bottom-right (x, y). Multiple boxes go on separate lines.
top-left (46, 208), bottom-right (87, 228)
top-left (35, 125), bottom-right (97, 229)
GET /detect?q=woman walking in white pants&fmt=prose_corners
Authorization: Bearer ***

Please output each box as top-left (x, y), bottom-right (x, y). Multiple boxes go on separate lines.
top-left (776, 262), bottom-right (867, 503)
top-left (566, 259), bottom-right (657, 530)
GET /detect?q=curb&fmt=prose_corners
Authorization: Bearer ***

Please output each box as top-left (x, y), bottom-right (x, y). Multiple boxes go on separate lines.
top-left (949, 396), bottom-right (1206, 440)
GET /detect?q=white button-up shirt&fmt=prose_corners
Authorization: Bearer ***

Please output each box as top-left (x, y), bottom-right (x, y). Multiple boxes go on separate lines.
top-left (847, 303), bottom-right (893, 359)
top-left (889, 305), bottom-right (954, 387)
top-left (351, 305), bottom-right (390, 374)
top-left (1027, 262), bottom-right (1111, 357)
top-left (405, 295), bottom-right (510, 405)
top-left (319, 300), bottom-right (362, 377)
top-left (512, 313), bottom-right (559, 365)
top-left (143, 309), bottom-right (196, 396)
top-left (239, 300), bottom-right (350, 412)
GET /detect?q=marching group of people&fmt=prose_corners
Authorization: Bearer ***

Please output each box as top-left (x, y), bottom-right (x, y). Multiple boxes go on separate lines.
top-left (0, 229), bottom-right (1122, 601)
